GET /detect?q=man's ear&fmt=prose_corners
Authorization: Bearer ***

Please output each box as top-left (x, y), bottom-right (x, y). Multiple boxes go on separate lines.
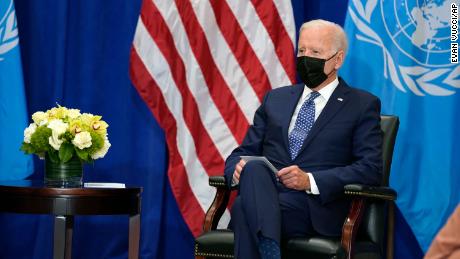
top-left (334, 50), bottom-right (345, 69)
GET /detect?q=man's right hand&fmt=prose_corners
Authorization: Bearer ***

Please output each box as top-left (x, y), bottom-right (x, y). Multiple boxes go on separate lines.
top-left (232, 159), bottom-right (246, 184)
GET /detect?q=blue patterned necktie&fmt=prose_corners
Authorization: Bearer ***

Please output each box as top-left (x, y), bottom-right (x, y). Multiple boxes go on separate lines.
top-left (288, 91), bottom-right (320, 160)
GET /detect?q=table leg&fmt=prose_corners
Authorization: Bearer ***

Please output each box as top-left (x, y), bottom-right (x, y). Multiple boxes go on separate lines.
top-left (54, 215), bottom-right (74, 259)
top-left (128, 214), bottom-right (140, 259)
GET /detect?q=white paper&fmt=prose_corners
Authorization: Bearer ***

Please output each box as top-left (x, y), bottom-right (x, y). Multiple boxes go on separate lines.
top-left (84, 182), bottom-right (126, 188)
top-left (240, 156), bottom-right (279, 175)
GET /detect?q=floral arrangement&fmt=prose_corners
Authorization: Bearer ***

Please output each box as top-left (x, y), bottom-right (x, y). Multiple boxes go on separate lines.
top-left (21, 106), bottom-right (111, 163)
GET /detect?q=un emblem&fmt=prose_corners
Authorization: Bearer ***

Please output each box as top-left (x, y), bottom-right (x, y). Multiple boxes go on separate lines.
top-left (0, 0), bottom-right (19, 61)
top-left (349, 0), bottom-right (459, 96)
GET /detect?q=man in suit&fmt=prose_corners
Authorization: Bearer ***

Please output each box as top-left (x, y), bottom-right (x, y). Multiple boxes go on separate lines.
top-left (224, 19), bottom-right (383, 259)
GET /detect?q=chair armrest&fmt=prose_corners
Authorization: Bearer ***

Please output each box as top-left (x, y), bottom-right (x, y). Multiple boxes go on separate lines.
top-left (344, 184), bottom-right (397, 201)
top-left (209, 176), bottom-right (230, 188)
top-left (209, 176), bottom-right (239, 190)
top-left (203, 176), bottom-right (233, 232)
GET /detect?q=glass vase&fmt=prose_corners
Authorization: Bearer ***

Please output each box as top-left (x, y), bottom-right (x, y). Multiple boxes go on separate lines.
top-left (45, 154), bottom-right (83, 187)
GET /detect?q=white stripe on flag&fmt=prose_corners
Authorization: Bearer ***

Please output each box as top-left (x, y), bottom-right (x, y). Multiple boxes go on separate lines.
top-left (227, 0), bottom-right (292, 88)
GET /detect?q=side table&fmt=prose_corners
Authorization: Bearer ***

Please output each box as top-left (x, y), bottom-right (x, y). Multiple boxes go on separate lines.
top-left (0, 181), bottom-right (142, 259)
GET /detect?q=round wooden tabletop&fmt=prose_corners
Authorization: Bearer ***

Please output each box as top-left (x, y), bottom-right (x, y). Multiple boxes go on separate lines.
top-left (0, 180), bottom-right (142, 216)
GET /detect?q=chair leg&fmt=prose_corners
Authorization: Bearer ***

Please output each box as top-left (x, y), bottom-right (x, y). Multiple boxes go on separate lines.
top-left (386, 201), bottom-right (395, 259)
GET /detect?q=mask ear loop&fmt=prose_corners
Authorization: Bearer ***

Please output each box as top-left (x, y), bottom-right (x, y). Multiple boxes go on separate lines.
top-left (325, 51), bottom-right (339, 61)
top-left (324, 51), bottom-right (339, 77)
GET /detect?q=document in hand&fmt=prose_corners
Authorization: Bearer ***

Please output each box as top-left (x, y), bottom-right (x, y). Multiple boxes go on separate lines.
top-left (240, 156), bottom-right (279, 177)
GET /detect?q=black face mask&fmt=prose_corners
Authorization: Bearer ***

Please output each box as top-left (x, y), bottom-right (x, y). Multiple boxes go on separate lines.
top-left (296, 52), bottom-right (337, 88)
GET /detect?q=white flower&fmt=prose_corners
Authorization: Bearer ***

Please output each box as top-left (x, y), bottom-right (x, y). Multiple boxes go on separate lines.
top-left (48, 131), bottom-right (63, 150)
top-left (72, 131), bottom-right (92, 149)
top-left (47, 119), bottom-right (68, 136)
top-left (38, 119), bottom-right (48, 126)
top-left (91, 137), bottom-right (111, 159)
top-left (23, 123), bottom-right (37, 143)
top-left (32, 111), bottom-right (48, 125)
top-left (67, 109), bottom-right (81, 119)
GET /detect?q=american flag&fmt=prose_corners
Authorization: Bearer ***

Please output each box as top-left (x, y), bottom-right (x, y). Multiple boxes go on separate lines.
top-left (130, 0), bottom-right (296, 236)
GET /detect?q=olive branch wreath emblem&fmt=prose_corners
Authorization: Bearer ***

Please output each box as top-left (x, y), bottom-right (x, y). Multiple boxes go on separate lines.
top-left (349, 0), bottom-right (459, 96)
top-left (0, 1), bottom-right (19, 62)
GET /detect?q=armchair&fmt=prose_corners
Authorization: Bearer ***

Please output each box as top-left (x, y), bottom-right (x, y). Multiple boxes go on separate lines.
top-left (195, 115), bottom-right (399, 259)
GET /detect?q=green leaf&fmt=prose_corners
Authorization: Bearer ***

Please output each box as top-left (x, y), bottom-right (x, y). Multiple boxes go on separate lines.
top-left (20, 143), bottom-right (35, 154)
top-left (47, 151), bottom-right (59, 163)
top-left (75, 147), bottom-right (88, 161)
top-left (59, 142), bottom-right (74, 163)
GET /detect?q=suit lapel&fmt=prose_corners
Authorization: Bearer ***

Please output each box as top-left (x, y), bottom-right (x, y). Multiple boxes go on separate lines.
top-left (281, 84), bottom-right (304, 155)
top-left (295, 81), bottom-right (351, 157)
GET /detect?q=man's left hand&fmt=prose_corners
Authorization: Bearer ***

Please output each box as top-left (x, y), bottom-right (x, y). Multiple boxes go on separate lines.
top-left (277, 165), bottom-right (310, 191)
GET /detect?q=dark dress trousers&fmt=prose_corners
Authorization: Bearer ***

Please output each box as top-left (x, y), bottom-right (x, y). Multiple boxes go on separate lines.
top-left (224, 78), bottom-right (383, 258)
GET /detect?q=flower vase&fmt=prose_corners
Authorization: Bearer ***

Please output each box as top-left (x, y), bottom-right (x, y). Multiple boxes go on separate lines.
top-left (45, 154), bottom-right (83, 187)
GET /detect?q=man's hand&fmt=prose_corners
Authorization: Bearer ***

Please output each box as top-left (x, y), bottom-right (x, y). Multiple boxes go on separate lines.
top-left (232, 159), bottom-right (246, 184)
top-left (277, 165), bottom-right (310, 191)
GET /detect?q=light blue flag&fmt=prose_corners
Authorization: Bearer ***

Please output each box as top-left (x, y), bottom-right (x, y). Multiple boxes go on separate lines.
top-left (0, 0), bottom-right (33, 180)
top-left (340, 0), bottom-right (460, 254)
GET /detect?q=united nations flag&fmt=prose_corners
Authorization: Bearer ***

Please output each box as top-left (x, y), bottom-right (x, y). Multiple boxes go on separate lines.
top-left (340, 0), bottom-right (459, 257)
top-left (0, 0), bottom-right (33, 180)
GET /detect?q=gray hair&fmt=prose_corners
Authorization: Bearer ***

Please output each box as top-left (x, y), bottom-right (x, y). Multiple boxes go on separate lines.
top-left (299, 19), bottom-right (348, 55)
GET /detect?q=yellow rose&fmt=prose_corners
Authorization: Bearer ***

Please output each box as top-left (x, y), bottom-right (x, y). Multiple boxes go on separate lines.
top-left (32, 111), bottom-right (48, 125)
top-left (67, 109), bottom-right (81, 119)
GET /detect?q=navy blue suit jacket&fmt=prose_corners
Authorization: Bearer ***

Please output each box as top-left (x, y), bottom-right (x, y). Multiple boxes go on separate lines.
top-left (224, 78), bottom-right (383, 235)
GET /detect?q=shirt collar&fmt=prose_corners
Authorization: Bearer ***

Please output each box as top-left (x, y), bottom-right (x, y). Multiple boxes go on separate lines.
top-left (302, 77), bottom-right (339, 102)
top-left (318, 77), bottom-right (339, 101)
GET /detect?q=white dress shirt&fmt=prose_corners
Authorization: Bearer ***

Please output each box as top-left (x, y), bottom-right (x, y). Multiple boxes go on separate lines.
top-left (288, 78), bottom-right (339, 194)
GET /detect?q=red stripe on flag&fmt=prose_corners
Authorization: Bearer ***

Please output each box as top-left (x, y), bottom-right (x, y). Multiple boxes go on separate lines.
top-left (173, 0), bottom-right (249, 143)
top-left (251, 0), bottom-right (296, 84)
top-left (140, 0), bottom-right (225, 175)
top-left (130, 49), bottom-right (204, 236)
top-left (209, 0), bottom-right (273, 100)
